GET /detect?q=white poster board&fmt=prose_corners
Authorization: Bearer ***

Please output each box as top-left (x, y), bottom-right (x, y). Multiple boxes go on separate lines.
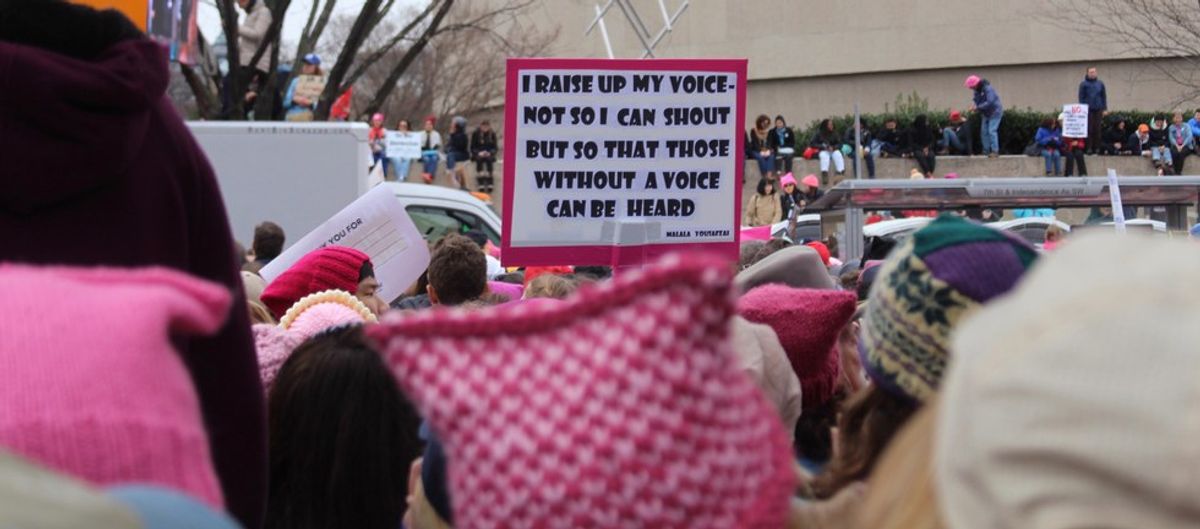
top-left (385, 131), bottom-right (422, 159)
top-left (293, 75), bottom-right (327, 102)
top-left (260, 185), bottom-right (430, 303)
top-left (1107, 169), bottom-right (1126, 233)
top-left (501, 58), bottom-right (746, 266)
top-left (1063, 104), bottom-right (1089, 139)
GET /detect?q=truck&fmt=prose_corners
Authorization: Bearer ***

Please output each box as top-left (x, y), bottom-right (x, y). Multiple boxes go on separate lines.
top-left (186, 122), bottom-right (500, 250)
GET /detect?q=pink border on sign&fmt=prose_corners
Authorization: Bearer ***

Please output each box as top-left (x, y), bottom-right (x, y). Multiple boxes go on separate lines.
top-left (501, 57), bottom-right (747, 267)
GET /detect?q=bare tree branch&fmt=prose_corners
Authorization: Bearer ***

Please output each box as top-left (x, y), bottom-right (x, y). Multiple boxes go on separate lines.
top-left (217, 0), bottom-right (244, 119)
top-left (363, 0), bottom-right (455, 116)
top-left (314, 0), bottom-right (387, 120)
top-left (343, 0), bottom-right (443, 89)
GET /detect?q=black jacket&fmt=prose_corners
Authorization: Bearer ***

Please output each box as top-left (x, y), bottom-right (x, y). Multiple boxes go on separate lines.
top-left (809, 130), bottom-right (839, 150)
top-left (844, 125), bottom-right (873, 148)
top-left (470, 129), bottom-right (497, 158)
top-left (771, 126), bottom-right (796, 151)
top-left (1147, 126), bottom-right (1168, 148)
top-left (447, 130), bottom-right (469, 156)
top-left (1103, 125), bottom-right (1128, 147)
top-left (906, 117), bottom-right (936, 152)
top-left (876, 127), bottom-right (903, 147)
top-left (748, 129), bottom-right (773, 153)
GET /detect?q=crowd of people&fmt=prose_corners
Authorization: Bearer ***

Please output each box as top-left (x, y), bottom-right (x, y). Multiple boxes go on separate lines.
top-left (10, 3), bottom-right (1200, 529)
top-left (367, 114), bottom-right (499, 192)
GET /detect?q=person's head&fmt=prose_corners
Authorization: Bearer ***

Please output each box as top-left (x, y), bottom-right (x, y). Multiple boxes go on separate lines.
top-left (1154, 116), bottom-right (1167, 128)
top-left (1138, 123), bottom-right (1150, 135)
top-left (801, 174), bottom-right (820, 192)
top-left (813, 384), bottom-right (920, 497)
top-left (397, 119), bottom-right (411, 131)
top-left (267, 325), bottom-right (422, 529)
top-left (884, 118), bottom-right (898, 130)
top-left (964, 74), bottom-right (981, 90)
top-left (301, 53), bottom-right (321, 75)
top-left (371, 113), bottom-right (385, 128)
top-left (252, 221), bottom-right (286, 262)
top-left (820, 118), bottom-right (834, 133)
top-left (913, 114), bottom-right (927, 128)
top-left (757, 178), bottom-right (774, 196)
top-left (774, 115), bottom-right (786, 129)
top-left (1114, 117), bottom-right (1127, 130)
top-left (1173, 111), bottom-right (1185, 125)
top-left (948, 110), bottom-right (964, 125)
top-left (857, 401), bottom-right (944, 529)
top-left (260, 246), bottom-right (373, 319)
top-left (736, 245), bottom-right (835, 293)
top-left (1045, 224), bottom-right (1064, 242)
top-left (1195, 109), bottom-right (1200, 121)
top-left (523, 274), bottom-right (576, 300)
top-left (236, 0), bottom-right (251, 9)
top-left (1040, 117), bottom-right (1055, 129)
top-left (755, 114), bottom-right (770, 131)
top-left (1086, 66), bottom-right (1098, 80)
top-left (427, 234), bottom-right (487, 306)
top-left (355, 261), bottom-right (388, 316)
top-left (780, 173), bottom-right (797, 195)
top-left (423, 116), bottom-right (435, 131)
top-left (480, 120), bottom-right (491, 132)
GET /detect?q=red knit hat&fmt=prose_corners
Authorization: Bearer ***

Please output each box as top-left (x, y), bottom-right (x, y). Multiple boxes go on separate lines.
top-left (261, 246), bottom-right (370, 318)
top-left (369, 253), bottom-right (796, 529)
top-left (805, 241), bottom-right (831, 266)
top-left (737, 285), bottom-right (858, 410)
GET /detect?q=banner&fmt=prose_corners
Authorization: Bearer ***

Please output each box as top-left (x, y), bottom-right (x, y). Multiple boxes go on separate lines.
top-left (293, 75), bottom-right (327, 102)
top-left (260, 185), bottom-right (430, 304)
top-left (385, 131), bottom-right (423, 159)
top-left (1107, 169), bottom-right (1126, 233)
top-left (1063, 104), bottom-right (1089, 139)
top-left (501, 58), bottom-right (746, 266)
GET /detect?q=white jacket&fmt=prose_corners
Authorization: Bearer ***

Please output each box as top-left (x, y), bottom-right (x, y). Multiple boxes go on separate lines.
top-left (238, 1), bottom-right (273, 72)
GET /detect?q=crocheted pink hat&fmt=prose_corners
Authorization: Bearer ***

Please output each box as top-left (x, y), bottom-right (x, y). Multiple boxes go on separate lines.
top-left (738, 285), bottom-right (858, 410)
top-left (0, 265), bottom-right (228, 508)
top-left (369, 253), bottom-right (795, 529)
top-left (256, 290), bottom-right (378, 394)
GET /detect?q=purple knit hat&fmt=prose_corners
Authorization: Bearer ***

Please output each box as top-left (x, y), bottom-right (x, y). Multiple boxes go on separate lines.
top-left (862, 215), bottom-right (1038, 403)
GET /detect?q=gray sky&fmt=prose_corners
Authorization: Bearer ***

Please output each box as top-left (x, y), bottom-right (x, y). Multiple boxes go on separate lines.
top-left (198, 0), bottom-right (421, 48)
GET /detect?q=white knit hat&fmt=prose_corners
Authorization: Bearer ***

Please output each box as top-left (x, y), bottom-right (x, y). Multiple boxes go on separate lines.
top-left (936, 233), bottom-right (1200, 528)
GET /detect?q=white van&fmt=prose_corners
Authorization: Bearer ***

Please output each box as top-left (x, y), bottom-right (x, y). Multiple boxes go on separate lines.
top-left (384, 182), bottom-right (502, 245)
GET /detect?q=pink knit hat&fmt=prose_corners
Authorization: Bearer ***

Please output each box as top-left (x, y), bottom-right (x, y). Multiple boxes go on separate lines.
top-left (261, 246), bottom-right (370, 319)
top-left (256, 290), bottom-right (377, 394)
top-left (0, 265), bottom-right (229, 508)
top-left (737, 285), bottom-right (858, 410)
top-left (801, 174), bottom-right (820, 188)
top-left (780, 173), bottom-right (797, 187)
top-left (369, 253), bottom-right (796, 529)
top-left (964, 75), bottom-right (981, 89)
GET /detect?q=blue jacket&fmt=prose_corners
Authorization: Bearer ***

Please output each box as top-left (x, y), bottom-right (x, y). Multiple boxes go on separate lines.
top-left (973, 81), bottom-right (1002, 118)
top-left (1078, 77), bottom-right (1107, 111)
top-left (1035, 127), bottom-right (1062, 149)
top-left (1188, 117), bottom-right (1200, 139)
top-left (1168, 124), bottom-right (1195, 151)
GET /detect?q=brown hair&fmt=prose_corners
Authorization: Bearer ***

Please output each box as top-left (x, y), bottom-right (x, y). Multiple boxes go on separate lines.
top-left (247, 300), bottom-right (276, 325)
top-left (857, 400), bottom-right (946, 529)
top-left (811, 384), bottom-right (918, 499)
top-left (253, 221), bottom-right (286, 261)
top-left (524, 274), bottom-right (576, 300)
top-left (755, 114), bottom-right (770, 130)
top-left (1045, 224), bottom-right (1064, 242)
top-left (427, 234), bottom-right (487, 306)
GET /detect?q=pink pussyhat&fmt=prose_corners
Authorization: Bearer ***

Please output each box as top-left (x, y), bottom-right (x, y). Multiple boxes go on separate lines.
top-left (371, 112), bottom-right (385, 122)
top-left (964, 75), bottom-right (981, 89)
top-left (256, 290), bottom-right (378, 394)
top-left (780, 173), bottom-right (797, 187)
top-left (944, 172), bottom-right (959, 179)
top-left (0, 265), bottom-right (229, 508)
top-left (802, 174), bottom-right (821, 188)
top-left (369, 253), bottom-right (796, 529)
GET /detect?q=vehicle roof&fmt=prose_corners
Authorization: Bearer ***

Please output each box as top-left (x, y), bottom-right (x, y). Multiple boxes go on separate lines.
top-left (863, 217), bottom-right (932, 237)
top-left (808, 176), bottom-right (1200, 211)
top-left (382, 182), bottom-right (488, 203)
top-left (991, 217), bottom-right (1072, 231)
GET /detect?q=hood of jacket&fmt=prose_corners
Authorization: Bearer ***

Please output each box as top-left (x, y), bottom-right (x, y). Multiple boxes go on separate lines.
top-left (0, 2), bottom-right (168, 214)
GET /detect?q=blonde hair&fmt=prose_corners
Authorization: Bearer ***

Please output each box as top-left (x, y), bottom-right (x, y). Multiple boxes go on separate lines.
top-left (855, 399), bottom-right (945, 529)
top-left (523, 274), bottom-right (576, 300)
top-left (1045, 225), bottom-right (1064, 242)
top-left (247, 300), bottom-right (277, 325)
top-left (408, 470), bottom-right (452, 529)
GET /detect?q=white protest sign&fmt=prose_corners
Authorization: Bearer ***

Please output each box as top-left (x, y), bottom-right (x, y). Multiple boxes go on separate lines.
top-left (501, 58), bottom-right (746, 266)
top-left (260, 185), bottom-right (430, 303)
top-left (1107, 169), bottom-right (1126, 233)
top-left (385, 131), bottom-right (422, 159)
top-left (293, 75), bottom-right (327, 102)
top-left (1063, 104), bottom-right (1089, 139)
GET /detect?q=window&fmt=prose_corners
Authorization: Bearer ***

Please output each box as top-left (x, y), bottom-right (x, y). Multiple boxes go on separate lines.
top-left (405, 206), bottom-right (500, 245)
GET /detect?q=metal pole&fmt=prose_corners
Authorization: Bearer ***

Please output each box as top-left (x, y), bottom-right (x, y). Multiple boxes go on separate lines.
top-left (643, 1), bottom-right (688, 58)
top-left (657, 0), bottom-right (673, 30)
top-left (620, 0), bottom-right (655, 40)
top-left (584, 0), bottom-right (616, 35)
top-left (594, 4), bottom-right (615, 59)
top-left (613, 0), bottom-right (657, 57)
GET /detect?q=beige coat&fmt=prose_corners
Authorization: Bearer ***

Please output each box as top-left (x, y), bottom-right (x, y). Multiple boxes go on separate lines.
top-left (731, 317), bottom-right (802, 437)
top-left (238, 1), bottom-right (273, 72)
top-left (743, 192), bottom-right (782, 227)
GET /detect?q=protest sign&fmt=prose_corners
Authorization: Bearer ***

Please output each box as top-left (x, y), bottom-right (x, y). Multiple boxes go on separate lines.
top-left (260, 185), bottom-right (430, 303)
top-left (501, 58), bottom-right (746, 266)
top-left (293, 75), bottom-right (327, 102)
top-left (1063, 104), bottom-right (1089, 138)
top-left (385, 131), bottom-right (423, 159)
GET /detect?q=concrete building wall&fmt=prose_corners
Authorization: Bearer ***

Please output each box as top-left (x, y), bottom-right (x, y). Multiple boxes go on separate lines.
top-left (511, 0), bottom-right (1195, 128)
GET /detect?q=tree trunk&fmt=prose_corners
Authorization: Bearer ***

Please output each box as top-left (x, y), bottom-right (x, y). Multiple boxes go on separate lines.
top-left (218, 0), bottom-right (244, 120)
top-left (363, 0), bottom-right (455, 116)
top-left (181, 63), bottom-right (219, 120)
top-left (314, 0), bottom-right (386, 120)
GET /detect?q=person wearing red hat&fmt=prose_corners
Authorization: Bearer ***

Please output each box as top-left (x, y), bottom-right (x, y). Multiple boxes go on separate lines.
top-left (805, 241), bottom-right (832, 268)
top-left (261, 246), bottom-right (386, 319)
top-left (369, 112), bottom-right (390, 177)
top-left (940, 110), bottom-right (974, 155)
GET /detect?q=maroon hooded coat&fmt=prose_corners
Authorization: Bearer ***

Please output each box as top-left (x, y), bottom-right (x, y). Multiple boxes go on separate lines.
top-left (0, 2), bottom-right (265, 527)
